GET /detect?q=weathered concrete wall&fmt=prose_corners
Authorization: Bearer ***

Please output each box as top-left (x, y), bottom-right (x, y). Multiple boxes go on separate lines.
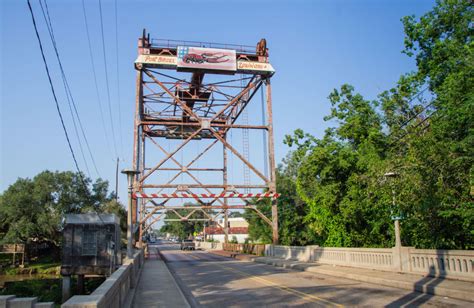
top-left (0, 295), bottom-right (54, 307)
top-left (61, 249), bottom-right (144, 308)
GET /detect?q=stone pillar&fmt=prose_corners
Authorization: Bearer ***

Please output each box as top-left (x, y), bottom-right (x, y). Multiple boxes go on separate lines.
top-left (264, 244), bottom-right (274, 257)
top-left (62, 275), bottom-right (71, 303)
top-left (77, 274), bottom-right (85, 295)
top-left (400, 246), bottom-right (414, 272)
top-left (306, 245), bottom-right (319, 262)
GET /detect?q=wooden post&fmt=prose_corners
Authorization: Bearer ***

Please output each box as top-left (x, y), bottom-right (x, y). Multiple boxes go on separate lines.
top-left (12, 244), bottom-right (16, 266)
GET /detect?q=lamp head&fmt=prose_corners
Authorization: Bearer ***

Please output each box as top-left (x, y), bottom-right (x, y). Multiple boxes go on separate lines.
top-left (121, 168), bottom-right (140, 187)
top-left (384, 171), bottom-right (399, 178)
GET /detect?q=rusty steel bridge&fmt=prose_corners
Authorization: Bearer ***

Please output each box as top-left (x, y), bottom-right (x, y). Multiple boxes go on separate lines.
top-left (128, 30), bottom-right (279, 247)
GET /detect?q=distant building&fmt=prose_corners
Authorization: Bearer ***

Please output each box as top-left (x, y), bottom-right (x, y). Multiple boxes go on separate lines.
top-left (203, 217), bottom-right (249, 243)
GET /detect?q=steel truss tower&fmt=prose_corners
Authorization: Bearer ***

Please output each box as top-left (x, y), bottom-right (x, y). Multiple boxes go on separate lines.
top-left (131, 30), bottom-right (279, 245)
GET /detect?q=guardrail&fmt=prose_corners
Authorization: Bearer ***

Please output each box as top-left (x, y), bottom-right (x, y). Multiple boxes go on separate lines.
top-left (194, 241), bottom-right (223, 250)
top-left (61, 249), bottom-right (145, 308)
top-left (265, 245), bottom-right (474, 281)
top-left (312, 247), bottom-right (395, 271)
top-left (223, 243), bottom-right (266, 256)
top-left (408, 249), bottom-right (474, 280)
top-left (273, 245), bottom-right (310, 261)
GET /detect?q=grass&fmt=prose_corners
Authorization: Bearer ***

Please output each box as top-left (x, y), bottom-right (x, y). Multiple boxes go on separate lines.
top-left (0, 255), bottom-right (60, 275)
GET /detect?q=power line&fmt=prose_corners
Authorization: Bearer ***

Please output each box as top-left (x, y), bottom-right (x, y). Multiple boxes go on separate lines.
top-left (114, 0), bottom-right (124, 159)
top-left (392, 86), bottom-right (431, 132)
top-left (81, 0), bottom-right (113, 160)
top-left (38, 0), bottom-right (90, 177)
top-left (27, 0), bottom-right (87, 188)
top-left (390, 110), bottom-right (437, 146)
top-left (98, 0), bottom-right (119, 158)
top-left (385, 85), bottom-right (439, 146)
top-left (38, 0), bottom-right (102, 178)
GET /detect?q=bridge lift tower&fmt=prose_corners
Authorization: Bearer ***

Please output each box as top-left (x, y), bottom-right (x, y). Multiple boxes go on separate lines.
top-left (130, 30), bottom-right (279, 245)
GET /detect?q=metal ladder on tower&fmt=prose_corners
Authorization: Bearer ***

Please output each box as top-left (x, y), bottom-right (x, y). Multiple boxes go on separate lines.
top-left (241, 74), bottom-right (250, 193)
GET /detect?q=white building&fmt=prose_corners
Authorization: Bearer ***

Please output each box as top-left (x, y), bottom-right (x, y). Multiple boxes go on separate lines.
top-left (203, 217), bottom-right (249, 243)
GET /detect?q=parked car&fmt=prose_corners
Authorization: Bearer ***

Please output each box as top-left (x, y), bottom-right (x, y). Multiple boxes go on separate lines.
top-left (180, 239), bottom-right (195, 250)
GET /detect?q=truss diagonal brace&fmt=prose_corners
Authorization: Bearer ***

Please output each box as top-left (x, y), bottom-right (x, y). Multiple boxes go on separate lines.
top-left (140, 128), bottom-right (202, 182)
top-left (209, 127), bottom-right (269, 184)
top-left (144, 69), bottom-right (201, 122)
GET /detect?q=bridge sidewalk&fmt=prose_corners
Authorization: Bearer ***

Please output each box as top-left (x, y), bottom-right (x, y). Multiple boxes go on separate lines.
top-left (131, 248), bottom-right (190, 308)
top-left (207, 250), bottom-right (474, 302)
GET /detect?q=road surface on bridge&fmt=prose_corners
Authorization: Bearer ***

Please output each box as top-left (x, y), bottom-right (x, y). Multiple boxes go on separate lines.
top-left (155, 242), bottom-right (468, 307)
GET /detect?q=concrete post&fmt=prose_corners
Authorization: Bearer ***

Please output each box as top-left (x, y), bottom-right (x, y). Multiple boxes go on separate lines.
top-left (307, 245), bottom-right (319, 262)
top-left (62, 275), bottom-right (71, 303)
top-left (394, 219), bottom-right (401, 248)
top-left (264, 244), bottom-right (274, 257)
top-left (77, 274), bottom-right (84, 295)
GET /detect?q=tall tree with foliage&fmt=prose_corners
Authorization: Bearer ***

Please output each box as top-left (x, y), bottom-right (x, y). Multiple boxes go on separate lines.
top-left (159, 205), bottom-right (206, 239)
top-left (382, 0), bottom-right (474, 248)
top-left (280, 0), bottom-right (473, 249)
top-left (244, 149), bottom-right (316, 245)
top-left (0, 170), bottom-right (126, 245)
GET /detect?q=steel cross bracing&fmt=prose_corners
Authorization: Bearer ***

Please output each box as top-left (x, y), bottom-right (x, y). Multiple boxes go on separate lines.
top-left (130, 31), bottom-right (278, 245)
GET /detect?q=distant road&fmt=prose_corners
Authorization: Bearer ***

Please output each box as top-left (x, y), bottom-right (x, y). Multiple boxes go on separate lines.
top-left (155, 241), bottom-right (467, 307)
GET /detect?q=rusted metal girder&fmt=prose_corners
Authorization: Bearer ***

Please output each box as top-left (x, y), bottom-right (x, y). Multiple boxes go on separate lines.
top-left (131, 31), bottom-right (278, 244)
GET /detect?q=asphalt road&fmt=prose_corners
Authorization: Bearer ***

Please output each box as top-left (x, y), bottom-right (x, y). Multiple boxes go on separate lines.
top-left (156, 242), bottom-right (469, 307)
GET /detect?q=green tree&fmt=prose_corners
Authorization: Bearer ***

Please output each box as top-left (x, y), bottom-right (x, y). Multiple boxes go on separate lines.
top-left (159, 204), bottom-right (206, 239)
top-left (384, 0), bottom-right (474, 248)
top-left (0, 170), bottom-right (123, 245)
top-left (286, 85), bottom-right (392, 247)
top-left (278, 0), bottom-right (473, 249)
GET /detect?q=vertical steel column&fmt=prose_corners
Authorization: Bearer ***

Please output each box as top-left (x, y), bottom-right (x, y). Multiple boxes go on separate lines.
top-left (132, 69), bottom-right (143, 231)
top-left (122, 169), bottom-right (139, 258)
top-left (265, 78), bottom-right (278, 244)
top-left (223, 140), bottom-right (229, 243)
top-left (138, 134), bottom-right (146, 248)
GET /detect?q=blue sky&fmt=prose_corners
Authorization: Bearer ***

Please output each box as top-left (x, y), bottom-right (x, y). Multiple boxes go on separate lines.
top-left (1, 0), bottom-right (435, 203)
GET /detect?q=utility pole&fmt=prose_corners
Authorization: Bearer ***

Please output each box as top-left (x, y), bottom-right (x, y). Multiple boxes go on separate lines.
top-left (115, 157), bottom-right (119, 202)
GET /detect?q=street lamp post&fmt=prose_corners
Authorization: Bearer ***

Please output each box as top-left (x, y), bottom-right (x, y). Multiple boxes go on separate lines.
top-left (121, 168), bottom-right (140, 259)
top-left (203, 222), bottom-right (206, 242)
top-left (384, 172), bottom-right (401, 247)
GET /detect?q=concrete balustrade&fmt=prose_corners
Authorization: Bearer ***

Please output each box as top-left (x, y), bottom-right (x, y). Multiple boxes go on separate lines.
top-left (195, 241), bottom-right (223, 250)
top-left (273, 245), bottom-right (312, 261)
top-left (264, 245), bottom-right (474, 281)
top-left (408, 249), bottom-right (474, 280)
top-left (312, 247), bottom-right (395, 271)
top-left (61, 249), bottom-right (144, 308)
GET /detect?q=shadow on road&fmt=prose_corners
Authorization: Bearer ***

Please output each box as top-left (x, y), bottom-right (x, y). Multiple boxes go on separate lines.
top-left (386, 249), bottom-right (449, 307)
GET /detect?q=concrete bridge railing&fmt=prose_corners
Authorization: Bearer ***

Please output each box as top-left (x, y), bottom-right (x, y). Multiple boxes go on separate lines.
top-left (408, 249), bottom-right (474, 280)
top-left (195, 241), bottom-right (223, 250)
top-left (61, 249), bottom-right (144, 308)
top-left (264, 245), bottom-right (474, 281)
